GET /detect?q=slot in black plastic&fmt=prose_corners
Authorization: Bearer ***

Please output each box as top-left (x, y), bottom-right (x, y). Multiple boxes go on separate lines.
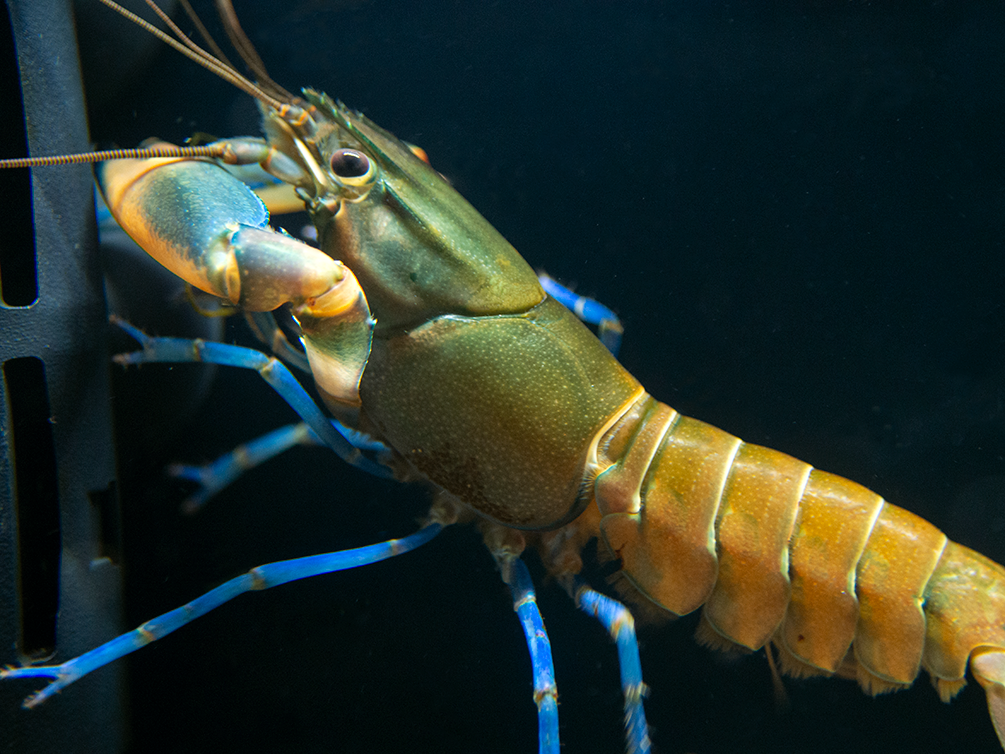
top-left (4, 356), bottom-right (61, 660)
top-left (0, 3), bottom-right (38, 308)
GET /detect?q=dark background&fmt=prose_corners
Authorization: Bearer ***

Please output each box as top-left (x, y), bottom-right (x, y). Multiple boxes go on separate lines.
top-left (70, 1), bottom-right (1005, 752)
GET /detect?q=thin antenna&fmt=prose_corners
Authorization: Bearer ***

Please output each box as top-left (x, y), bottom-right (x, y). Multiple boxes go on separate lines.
top-left (177, 0), bottom-right (235, 71)
top-left (96, 0), bottom-right (294, 114)
top-left (142, 0), bottom-right (234, 76)
top-left (214, 0), bottom-right (296, 101)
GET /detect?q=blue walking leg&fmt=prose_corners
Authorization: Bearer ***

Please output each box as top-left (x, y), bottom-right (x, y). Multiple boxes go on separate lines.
top-left (111, 316), bottom-right (392, 479)
top-left (567, 577), bottom-right (651, 754)
top-left (500, 556), bottom-right (560, 754)
top-left (2, 523), bottom-right (442, 708)
top-left (170, 422), bottom-right (319, 513)
top-left (538, 272), bottom-right (624, 356)
top-left (172, 420), bottom-right (390, 514)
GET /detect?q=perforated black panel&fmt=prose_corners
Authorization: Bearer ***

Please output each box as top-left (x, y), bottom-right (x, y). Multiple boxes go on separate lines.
top-left (0, 1), bottom-right (124, 751)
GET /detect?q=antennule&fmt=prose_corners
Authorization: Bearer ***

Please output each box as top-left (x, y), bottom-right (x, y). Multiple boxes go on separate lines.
top-left (97, 0), bottom-right (296, 116)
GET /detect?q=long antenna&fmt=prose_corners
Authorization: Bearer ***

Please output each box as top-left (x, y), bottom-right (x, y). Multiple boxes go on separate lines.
top-left (0, 144), bottom-right (232, 170)
top-left (0, 1), bottom-right (314, 171)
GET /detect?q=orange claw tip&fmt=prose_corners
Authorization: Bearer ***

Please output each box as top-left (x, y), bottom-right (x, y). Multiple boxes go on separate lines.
top-left (303, 273), bottom-right (368, 319)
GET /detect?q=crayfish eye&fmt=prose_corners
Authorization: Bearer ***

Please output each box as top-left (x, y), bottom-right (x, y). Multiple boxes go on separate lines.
top-left (329, 148), bottom-right (374, 186)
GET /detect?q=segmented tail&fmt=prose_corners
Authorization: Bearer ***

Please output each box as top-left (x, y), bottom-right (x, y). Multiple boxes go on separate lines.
top-left (591, 393), bottom-right (1005, 749)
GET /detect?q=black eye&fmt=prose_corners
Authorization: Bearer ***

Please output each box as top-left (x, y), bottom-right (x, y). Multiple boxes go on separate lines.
top-left (330, 149), bottom-right (371, 178)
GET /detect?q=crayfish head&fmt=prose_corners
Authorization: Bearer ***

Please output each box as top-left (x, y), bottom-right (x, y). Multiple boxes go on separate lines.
top-left (285, 90), bottom-right (544, 335)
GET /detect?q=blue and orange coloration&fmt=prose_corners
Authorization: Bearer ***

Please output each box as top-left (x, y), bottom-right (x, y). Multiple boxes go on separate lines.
top-left (2, 1), bottom-right (1005, 752)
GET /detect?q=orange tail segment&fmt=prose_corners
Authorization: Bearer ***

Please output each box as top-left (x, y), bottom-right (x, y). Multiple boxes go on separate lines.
top-left (592, 393), bottom-right (1005, 750)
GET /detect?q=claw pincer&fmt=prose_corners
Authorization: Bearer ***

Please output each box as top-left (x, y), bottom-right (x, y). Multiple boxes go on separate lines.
top-left (100, 142), bottom-right (372, 411)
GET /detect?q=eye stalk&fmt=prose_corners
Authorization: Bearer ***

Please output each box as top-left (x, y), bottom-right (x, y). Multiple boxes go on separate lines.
top-left (329, 148), bottom-right (376, 188)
